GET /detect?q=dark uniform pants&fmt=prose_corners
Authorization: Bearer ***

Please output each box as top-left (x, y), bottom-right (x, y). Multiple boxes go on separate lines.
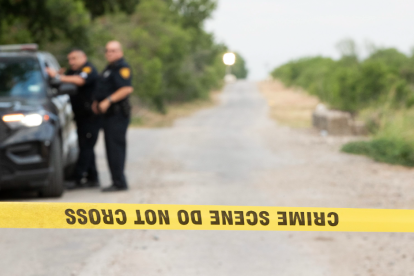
top-left (103, 113), bottom-right (130, 188)
top-left (74, 114), bottom-right (102, 181)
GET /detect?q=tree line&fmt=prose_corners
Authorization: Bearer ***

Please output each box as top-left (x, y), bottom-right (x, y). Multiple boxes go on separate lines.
top-left (0, 0), bottom-right (248, 112)
top-left (271, 39), bottom-right (414, 113)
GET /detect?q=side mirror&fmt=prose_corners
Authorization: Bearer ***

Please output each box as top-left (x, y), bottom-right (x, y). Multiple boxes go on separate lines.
top-left (57, 83), bottom-right (77, 96)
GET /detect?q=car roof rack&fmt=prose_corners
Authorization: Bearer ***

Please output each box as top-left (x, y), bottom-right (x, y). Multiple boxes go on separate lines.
top-left (0, 44), bottom-right (38, 52)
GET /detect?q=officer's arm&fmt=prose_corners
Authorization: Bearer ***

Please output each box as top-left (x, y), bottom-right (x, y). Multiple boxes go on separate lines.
top-left (60, 75), bottom-right (86, 86)
top-left (107, 86), bottom-right (133, 103)
top-left (46, 67), bottom-right (86, 87)
top-left (97, 86), bottom-right (133, 114)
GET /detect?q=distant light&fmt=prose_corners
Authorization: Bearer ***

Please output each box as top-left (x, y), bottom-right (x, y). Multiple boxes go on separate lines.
top-left (223, 52), bottom-right (236, 66)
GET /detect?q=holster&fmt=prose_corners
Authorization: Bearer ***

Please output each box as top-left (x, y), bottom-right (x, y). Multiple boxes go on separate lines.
top-left (107, 100), bottom-right (131, 117)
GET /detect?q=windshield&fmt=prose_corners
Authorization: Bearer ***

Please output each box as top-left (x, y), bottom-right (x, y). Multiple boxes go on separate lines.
top-left (0, 57), bottom-right (46, 98)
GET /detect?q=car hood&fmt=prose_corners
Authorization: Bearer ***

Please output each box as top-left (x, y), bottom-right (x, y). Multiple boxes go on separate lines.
top-left (0, 97), bottom-right (45, 114)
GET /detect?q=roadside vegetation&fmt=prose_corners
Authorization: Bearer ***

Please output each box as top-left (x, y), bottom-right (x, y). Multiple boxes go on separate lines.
top-left (1, 0), bottom-right (248, 116)
top-left (271, 39), bottom-right (414, 166)
top-left (259, 80), bottom-right (319, 128)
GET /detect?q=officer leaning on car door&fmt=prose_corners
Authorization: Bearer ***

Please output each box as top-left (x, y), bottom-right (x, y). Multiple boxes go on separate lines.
top-left (92, 40), bottom-right (133, 192)
top-left (46, 49), bottom-right (102, 189)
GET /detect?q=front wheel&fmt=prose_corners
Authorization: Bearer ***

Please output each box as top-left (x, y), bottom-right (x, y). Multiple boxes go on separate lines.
top-left (40, 136), bottom-right (64, 198)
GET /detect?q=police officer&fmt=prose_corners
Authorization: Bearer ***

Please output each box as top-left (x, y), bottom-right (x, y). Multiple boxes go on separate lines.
top-left (92, 41), bottom-right (133, 192)
top-left (46, 49), bottom-right (101, 188)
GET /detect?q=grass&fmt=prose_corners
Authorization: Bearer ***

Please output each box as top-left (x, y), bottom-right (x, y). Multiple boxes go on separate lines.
top-left (258, 80), bottom-right (320, 128)
top-left (342, 108), bottom-right (414, 167)
top-left (130, 90), bottom-right (221, 128)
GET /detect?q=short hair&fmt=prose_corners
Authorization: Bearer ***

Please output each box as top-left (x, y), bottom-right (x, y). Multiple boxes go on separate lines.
top-left (68, 48), bottom-right (85, 55)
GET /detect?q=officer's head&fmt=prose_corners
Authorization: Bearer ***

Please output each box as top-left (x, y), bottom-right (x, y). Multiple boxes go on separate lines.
top-left (105, 41), bottom-right (123, 63)
top-left (67, 49), bottom-right (87, 71)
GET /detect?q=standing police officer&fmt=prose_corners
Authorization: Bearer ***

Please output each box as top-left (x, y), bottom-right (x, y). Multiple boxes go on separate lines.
top-left (92, 41), bottom-right (133, 192)
top-left (46, 49), bottom-right (101, 188)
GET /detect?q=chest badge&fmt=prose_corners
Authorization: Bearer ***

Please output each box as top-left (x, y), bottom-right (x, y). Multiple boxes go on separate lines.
top-left (103, 70), bottom-right (111, 78)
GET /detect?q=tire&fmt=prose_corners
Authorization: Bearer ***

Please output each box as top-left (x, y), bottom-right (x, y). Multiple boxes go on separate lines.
top-left (40, 136), bottom-right (64, 198)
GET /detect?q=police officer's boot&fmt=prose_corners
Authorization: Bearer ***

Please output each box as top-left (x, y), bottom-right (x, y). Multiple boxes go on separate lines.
top-left (102, 185), bottom-right (128, 192)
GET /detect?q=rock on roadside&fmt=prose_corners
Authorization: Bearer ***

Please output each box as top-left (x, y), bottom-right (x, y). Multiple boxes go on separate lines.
top-left (312, 104), bottom-right (368, 136)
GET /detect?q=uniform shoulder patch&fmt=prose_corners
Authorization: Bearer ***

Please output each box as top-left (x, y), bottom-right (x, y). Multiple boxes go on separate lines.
top-left (82, 66), bottom-right (92, 74)
top-left (119, 67), bottom-right (131, 79)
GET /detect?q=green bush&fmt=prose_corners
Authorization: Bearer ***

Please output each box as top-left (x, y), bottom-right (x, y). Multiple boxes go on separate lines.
top-left (342, 139), bottom-right (414, 167)
top-left (271, 45), bottom-right (414, 113)
top-left (342, 102), bottom-right (414, 167)
top-left (325, 64), bottom-right (360, 112)
top-left (367, 48), bottom-right (408, 75)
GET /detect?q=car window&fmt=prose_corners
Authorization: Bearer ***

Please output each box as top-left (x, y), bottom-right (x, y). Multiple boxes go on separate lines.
top-left (0, 57), bottom-right (46, 98)
top-left (42, 53), bottom-right (60, 71)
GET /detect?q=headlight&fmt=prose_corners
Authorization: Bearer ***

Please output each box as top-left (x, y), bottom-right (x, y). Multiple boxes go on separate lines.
top-left (2, 113), bottom-right (46, 128)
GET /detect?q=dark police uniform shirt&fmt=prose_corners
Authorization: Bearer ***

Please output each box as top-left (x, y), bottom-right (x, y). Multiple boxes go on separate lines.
top-left (65, 61), bottom-right (98, 117)
top-left (94, 58), bottom-right (132, 115)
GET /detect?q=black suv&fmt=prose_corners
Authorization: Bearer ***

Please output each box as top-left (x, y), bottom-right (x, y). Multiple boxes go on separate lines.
top-left (0, 44), bottom-right (78, 197)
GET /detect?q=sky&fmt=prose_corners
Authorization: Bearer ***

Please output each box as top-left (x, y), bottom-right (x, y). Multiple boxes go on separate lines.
top-left (205, 0), bottom-right (414, 80)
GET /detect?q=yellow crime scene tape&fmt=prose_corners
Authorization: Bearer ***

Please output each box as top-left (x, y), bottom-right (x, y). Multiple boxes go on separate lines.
top-left (0, 202), bottom-right (413, 232)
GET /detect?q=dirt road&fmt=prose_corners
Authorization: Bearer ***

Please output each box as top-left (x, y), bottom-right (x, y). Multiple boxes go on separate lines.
top-left (1, 81), bottom-right (414, 275)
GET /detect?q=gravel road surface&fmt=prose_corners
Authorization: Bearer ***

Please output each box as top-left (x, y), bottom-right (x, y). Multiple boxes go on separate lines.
top-left (1, 81), bottom-right (414, 275)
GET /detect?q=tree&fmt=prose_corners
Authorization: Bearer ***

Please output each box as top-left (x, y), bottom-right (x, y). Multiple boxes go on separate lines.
top-left (81, 0), bottom-right (140, 18)
top-left (0, 0), bottom-right (140, 46)
top-left (88, 0), bottom-right (226, 111)
top-left (231, 52), bottom-right (248, 79)
top-left (0, 0), bottom-right (227, 113)
top-left (336, 38), bottom-right (358, 59)
top-left (0, 0), bottom-right (90, 46)
top-left (167, 0), bottom-right (217, 30)
top-left (367, 48), bottom-right (408, 75)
